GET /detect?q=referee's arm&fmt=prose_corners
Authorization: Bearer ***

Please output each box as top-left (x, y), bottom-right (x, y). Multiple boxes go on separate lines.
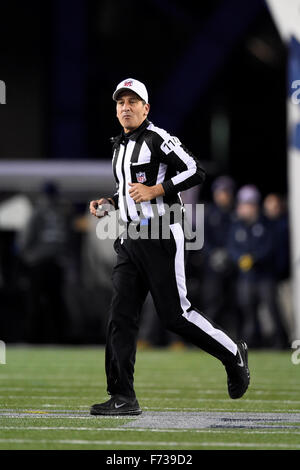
top-left (154, 135), bottom-right (206, 198)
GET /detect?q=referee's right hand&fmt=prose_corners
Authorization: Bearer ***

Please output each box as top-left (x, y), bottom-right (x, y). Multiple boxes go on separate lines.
top-left (89, 198), bottom-right (109, 217)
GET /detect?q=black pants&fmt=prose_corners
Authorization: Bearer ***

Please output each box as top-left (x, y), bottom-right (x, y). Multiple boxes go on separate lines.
top-left (105, 222), bottom-right (238, 398)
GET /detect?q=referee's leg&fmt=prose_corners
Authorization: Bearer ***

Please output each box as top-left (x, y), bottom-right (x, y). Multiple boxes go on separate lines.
top-left (132, 223), bottom-right (238, 364)
top-left (105, 237), bottom-right (148, 398)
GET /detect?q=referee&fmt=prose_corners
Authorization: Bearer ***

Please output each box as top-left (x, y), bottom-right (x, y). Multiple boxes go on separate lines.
top-left (89, 78), bottom-right (250, 415)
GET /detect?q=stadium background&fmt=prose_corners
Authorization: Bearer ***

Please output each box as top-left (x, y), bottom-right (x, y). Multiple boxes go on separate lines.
top-left (0, 0), bottom-right (293, 345)
top-left (1, 0), bottom-right (300, 453)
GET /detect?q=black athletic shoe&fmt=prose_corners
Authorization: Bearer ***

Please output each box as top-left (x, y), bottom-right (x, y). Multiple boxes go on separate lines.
top-left (90, 395), bottom-right (142, 416)
top-left (225, 341), bottom-right (250, 399)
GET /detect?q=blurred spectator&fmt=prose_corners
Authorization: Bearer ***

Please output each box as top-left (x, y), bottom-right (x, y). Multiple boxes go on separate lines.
top-left (263, 193), bottom-right (290, 281)
top-left (17, 181), bottom-right (74, 343)
top-left (263, 193), bottom-right (292, 339)
top-left (200, 175), bottom-right (237, 334)
top-left (227, 185), bottom-right (289, 348)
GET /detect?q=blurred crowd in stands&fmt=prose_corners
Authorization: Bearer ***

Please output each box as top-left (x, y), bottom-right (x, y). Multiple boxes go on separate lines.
top-left (0, 176), bottom-right (292, 349)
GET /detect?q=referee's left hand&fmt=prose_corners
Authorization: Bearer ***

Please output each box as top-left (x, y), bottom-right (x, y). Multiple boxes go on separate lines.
top-left (129, 182), bottom-right (165, 202)
top-left (128, 182), bottom-right (154, 202)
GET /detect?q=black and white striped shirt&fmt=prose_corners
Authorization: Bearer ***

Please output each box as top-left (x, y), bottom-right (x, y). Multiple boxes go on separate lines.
top-left (110, 118), bottom-right (206, 222)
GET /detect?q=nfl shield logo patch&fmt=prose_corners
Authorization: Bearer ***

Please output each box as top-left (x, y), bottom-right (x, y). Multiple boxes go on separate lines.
top-left (136, 171), bottom-right (147, 183)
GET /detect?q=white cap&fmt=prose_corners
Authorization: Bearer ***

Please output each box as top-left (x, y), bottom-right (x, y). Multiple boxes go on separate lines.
top-left (112, 78), bottom-right (148, 103)
top-left (237, 185), bottom-right (261, 204)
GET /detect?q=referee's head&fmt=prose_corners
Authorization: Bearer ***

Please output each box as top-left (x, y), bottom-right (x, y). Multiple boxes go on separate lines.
top-left (113, 78), bottom-right (150, 134)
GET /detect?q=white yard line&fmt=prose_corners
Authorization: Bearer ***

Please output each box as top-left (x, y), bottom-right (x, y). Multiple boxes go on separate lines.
top-left (2, 407), bottom-right (300, 414)
top-left (1, 388), bottom-right (300, 397)
top-left (141, 397), bottom-right (300, 404)
top-left (3, 387), bottom-right (300, 396)
top-left (0, 438), bottom-right (299, 448)
top-left (1, 426), bottom-right (300, 434)
top-left (0, 396), bottom-right (91, 399)
top-left (0, 387), bottom-right (178, 394)
top-left (2, 395), bottom-right (300, 405)
top-left (142, 407), bottom-right (300, 413)
top-left (40, 404), bottom-right (89, 408)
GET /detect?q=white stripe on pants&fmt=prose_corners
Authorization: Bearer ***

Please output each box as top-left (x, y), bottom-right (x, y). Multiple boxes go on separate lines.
top-left (170, 223), bottom-right (237, 356)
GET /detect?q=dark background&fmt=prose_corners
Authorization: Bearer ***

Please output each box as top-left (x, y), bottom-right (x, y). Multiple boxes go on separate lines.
top-left (0, 0), bottom-right (287, 196)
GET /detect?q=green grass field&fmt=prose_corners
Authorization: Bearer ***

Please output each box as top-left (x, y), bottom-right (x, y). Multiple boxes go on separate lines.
top-left (0, 345), bottom-right (299, 450)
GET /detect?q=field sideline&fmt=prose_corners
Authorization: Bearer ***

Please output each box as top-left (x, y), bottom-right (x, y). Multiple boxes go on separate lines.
top-left (0, 345), bottom-right (299, 450)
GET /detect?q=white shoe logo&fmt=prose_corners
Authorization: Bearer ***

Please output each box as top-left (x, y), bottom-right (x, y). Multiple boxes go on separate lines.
top-left (237, 349), bottom-right (244, 367)
top-left (114, 402), bottom-right (126, 409)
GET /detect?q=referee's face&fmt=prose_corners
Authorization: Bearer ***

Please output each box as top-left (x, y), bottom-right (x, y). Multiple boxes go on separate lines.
top-left (116, 91), bottom-right (150, 133)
